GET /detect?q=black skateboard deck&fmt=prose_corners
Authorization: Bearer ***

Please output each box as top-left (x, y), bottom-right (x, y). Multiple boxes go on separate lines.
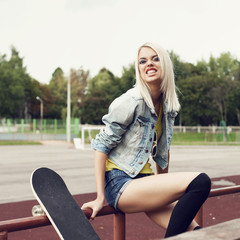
top-left (31, 167), bottom-right (101, 240)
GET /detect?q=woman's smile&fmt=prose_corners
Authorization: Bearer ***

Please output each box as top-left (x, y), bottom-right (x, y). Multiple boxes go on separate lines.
top-left (146, 67), bottom-right (158, 76)
top-left (138, 47), bottom-right (162, 84)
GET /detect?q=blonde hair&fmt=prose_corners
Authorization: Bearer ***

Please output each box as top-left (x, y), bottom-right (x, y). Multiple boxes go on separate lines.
top-left (135, 42), bottom-right (180, 112)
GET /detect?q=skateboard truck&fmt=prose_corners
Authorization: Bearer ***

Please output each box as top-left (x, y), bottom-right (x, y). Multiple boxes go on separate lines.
top-left (32, 205), bottom-right (46, 216)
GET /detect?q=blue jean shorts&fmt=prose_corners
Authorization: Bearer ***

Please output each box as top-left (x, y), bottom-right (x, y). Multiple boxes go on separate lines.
top-left (105, 169), bottom-right (149, 210)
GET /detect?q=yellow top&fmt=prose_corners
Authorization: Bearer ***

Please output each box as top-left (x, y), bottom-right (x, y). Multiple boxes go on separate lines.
top-left (106, 103), bottom-right (163, 174)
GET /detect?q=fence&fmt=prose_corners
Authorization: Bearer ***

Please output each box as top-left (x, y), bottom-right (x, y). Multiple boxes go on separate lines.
top-left (0, 118), bottom-right (80, 134)
top-left (1, 119), bottom-right (239, 135)
top-left (0, 118), bottom-right (80, 141)
top-left (0, 185), bottom-right (239, 240)
top-left (74, 125), bottom-right (240, 149)
top-left (1, 119), bottom-right (240, 143)
top-left (173, 126), bottom-right (240, 143)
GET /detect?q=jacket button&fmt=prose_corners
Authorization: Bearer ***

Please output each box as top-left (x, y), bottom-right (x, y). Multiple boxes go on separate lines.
top-left (131, 171), bottom-right (135, 175)
top-left (150, 138), bottom-right (152, 141)
top-left (139, 161), bottom-right (143, 164)
top-left (145, 149), bottom-right (149, 153)
top-left (152, 125), bottom-right (154, 129)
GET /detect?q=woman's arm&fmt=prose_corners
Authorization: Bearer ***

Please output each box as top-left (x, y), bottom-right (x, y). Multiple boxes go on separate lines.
top-left (92, 94), bottom-right (138, 153)
top-left (94, 150), bottom-right (107, 204)
top-left (82, 93), bottom-right (138, 218)
top-left (81, 150), bottom-right (107, 220)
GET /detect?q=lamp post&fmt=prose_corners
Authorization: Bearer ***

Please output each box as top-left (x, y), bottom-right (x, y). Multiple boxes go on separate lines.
top-left (36, 96), bottom-right (43, 132)
top-left (67, 77), bottom-right (71, 142)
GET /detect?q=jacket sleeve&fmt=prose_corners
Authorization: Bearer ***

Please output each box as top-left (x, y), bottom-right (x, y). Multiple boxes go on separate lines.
top-left (91, 94), bottom-right (138, 154)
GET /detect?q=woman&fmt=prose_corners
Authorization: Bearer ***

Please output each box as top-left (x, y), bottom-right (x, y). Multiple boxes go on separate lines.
top-left (82, 42), bottom-right (211, 238)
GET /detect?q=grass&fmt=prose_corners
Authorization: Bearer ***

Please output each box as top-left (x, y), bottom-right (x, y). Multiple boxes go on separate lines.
top-left (0, 141), bottom-right (42, 146)
top-left (78, 131), bottom-right (240, 146)
top-left (172, 141), bottom-right (240, 146)
top-left (1, 132), bottom-right (239, 146)
top-left (172, 132), bottom-right (240, 146)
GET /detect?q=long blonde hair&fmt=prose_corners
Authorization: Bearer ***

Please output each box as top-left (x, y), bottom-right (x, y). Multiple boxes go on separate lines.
top-left (135, 42), bottom-right (180, 112)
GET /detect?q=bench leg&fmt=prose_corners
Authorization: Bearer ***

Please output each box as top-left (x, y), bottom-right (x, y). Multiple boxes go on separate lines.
top-left (0, 231), bottom-right (8, 240)
top-left (113, 212), bottom-right (125, 240)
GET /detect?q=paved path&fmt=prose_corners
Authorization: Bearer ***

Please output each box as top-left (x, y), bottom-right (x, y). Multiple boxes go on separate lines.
top-left (0, 142), bottom-right (240, 203)
top-left (0, 142), bottom-right (240, 239)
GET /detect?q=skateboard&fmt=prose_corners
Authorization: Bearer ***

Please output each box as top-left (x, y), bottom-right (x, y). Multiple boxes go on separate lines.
top-left (31, 167), bottom-right (101, 240)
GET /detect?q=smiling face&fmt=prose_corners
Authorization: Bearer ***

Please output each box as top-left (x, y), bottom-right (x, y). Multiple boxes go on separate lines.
top-left (138, 47), bottom-right (162, 87)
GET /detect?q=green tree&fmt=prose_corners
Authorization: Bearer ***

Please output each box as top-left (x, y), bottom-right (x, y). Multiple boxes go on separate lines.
top-left (120, 63), bottom-right (136, 92)
top-left (69, 67), bottom-right (89, 118)
top-left (0, 47), bottom-right (38, 119)
top-left (178, 75), bottom-right (218, 126)
top-left (226, 80), bottom-right (240, 125)
top-left (177, 52), bottom-right (240, 126)
top-left (207, 53), bottom-right (240, 125)
top-left (80, 68), bottom-right (121, 124)
top-left (30, 80), bottom-right (55, 119)
top-left (216, 52), bottom-right (239, 78)
top-left (170, 51), bottom-right (198, 82)
top-left (48, 67), bottom-right (67, 118)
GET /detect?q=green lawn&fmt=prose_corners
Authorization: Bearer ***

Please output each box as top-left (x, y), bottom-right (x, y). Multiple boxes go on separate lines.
top-left (0, 132), bottom-right (239, 146)
top-left (79, 131), bottom-right (240, 145)
top-left (0, 141), bottom-right (42, 146)
top-left (172, 132), bottom-right (240, 145)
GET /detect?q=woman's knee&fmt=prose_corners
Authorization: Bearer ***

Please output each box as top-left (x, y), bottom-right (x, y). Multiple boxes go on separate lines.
top-left (186, 173), bottom-right (211, 198)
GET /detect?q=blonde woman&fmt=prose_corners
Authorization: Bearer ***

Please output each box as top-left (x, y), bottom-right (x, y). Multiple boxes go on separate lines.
top-left (82, 42), bottom-right (211, 238)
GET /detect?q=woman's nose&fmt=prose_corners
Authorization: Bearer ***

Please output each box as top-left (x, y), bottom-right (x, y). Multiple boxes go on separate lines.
top-left (147, 59), bottom-right (154, 66)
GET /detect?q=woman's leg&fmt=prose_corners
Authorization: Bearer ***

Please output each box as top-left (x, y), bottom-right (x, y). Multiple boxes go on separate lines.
top-left (145, 202), bottom-right (198, 231)
top-left (118, 172), bottom-right (200, 212)
top-left (117, 172), bottom-right (211, 237)
top-left (164, 173), bottom-right (211, 237)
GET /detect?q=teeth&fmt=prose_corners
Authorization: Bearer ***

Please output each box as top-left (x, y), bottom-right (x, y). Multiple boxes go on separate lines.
top-left (147, 70), bottom-right (156, 74)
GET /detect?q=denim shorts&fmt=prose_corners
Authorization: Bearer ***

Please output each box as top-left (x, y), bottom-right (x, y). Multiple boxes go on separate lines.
top-left (105, 169), bottom-right (149, 210)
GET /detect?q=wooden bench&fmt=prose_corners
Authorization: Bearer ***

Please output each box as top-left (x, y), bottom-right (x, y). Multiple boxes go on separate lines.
top-left (167, 218), bottom-right (240, 240)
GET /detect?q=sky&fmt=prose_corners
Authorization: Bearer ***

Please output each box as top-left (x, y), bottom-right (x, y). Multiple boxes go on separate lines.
top-left (0, 0), bottom-right (240, 84)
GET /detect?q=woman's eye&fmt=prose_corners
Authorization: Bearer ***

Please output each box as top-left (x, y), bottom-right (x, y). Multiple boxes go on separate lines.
top-left (153, 56), bottom-right (159, 62)
top-left (139, 59), bottom-right (146, 64)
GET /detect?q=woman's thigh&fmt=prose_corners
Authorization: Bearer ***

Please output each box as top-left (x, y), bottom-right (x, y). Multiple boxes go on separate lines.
top-left (145, 202), bottom-right (176, 229)
top-left (145, 202), bottom-right (198, 230)
top-left (117, 172), bottom-right (200, 213)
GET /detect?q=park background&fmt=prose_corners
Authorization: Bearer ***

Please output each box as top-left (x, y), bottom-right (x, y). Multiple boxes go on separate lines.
top-left (0, 1), bottom-right (240, 239)
top-left (0, 0), bottom-right (240, 145)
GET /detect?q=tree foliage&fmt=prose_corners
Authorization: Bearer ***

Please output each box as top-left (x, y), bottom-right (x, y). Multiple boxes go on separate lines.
top-left (69, 67), bottom-right (89, 118)
top-left (0, 47), bottom-right (39, 119)
top-left (120, 63), bottom-right (136, 92)
top-left (48, 67), bottom-right (67, 119)
top-left (80, 68), bottom-right (122, 124)
top-left (177, 52), bottom-right (240, 126)
top-left (0, 46), bottom-right (239, 126)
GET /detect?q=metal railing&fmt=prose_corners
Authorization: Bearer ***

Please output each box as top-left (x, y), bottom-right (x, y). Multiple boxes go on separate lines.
top-left (0, 185), bottom-right (240, 240)
top-left (195, 185), bottom-right (240, 226)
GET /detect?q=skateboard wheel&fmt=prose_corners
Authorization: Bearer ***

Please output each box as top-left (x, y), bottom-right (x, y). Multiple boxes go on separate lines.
top-left (32, 205), bottom-right (45, 216)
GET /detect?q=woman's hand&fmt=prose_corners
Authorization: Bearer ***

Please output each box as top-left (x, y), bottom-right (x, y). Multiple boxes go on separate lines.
top-left (81, 197), bottom-right (105, 221)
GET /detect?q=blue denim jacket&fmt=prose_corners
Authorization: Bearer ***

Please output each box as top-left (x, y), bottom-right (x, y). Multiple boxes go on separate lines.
top-left (91, 88), bottom-right (178, 177)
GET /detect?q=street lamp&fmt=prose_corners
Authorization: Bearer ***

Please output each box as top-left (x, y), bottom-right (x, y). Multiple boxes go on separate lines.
top-left (36, 96), bottom-right (43, 132)
top-left (67, 77), bottom-right (71, 142)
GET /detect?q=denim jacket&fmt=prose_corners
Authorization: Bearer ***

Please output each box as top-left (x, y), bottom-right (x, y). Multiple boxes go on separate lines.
top-left (91, 87), bottom-right (178, 177)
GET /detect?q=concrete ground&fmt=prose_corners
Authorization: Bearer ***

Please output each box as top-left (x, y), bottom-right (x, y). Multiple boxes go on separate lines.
top-left (0, 142), bottom-right (240, 239)
top-left (0, 142), bottom-right (239, 204)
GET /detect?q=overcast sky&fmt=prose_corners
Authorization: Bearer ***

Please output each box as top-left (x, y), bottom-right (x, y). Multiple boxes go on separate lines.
top-left (1, 0), bottom-right (239, 83)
